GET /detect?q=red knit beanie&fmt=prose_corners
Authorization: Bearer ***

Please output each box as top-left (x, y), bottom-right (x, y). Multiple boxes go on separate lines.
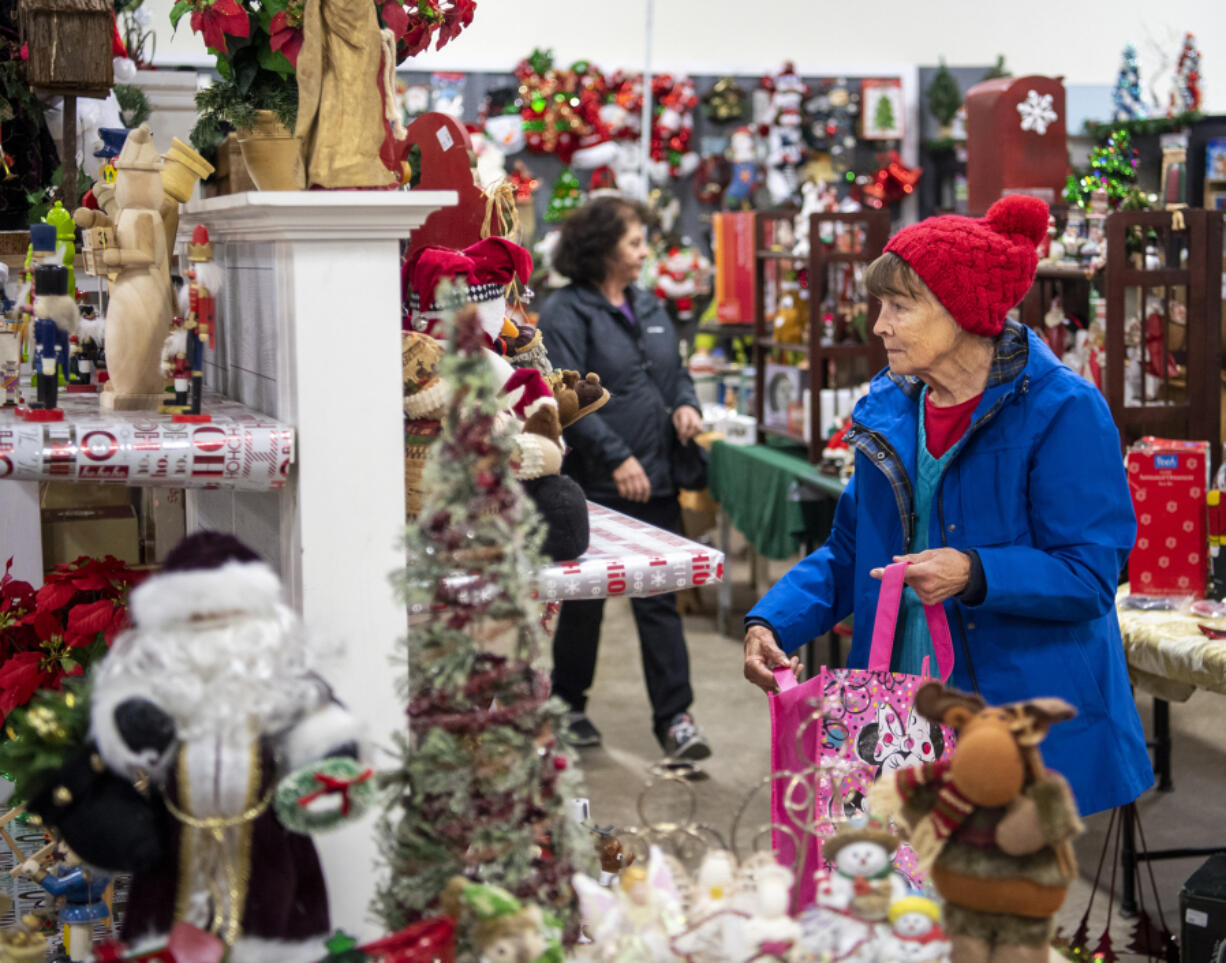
top-left (883, 195), bottom-right (1049, 337)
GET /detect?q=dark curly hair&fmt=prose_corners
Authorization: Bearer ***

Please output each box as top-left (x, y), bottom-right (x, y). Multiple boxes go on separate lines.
top-left (553, 196), bottom-right (650, 285)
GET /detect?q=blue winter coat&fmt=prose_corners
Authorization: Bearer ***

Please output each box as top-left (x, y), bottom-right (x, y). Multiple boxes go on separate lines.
top-left (747, 322), bottom-right (1152, 816)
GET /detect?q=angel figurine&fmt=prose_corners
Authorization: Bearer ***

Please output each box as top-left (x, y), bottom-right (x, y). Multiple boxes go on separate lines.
top-left (573, 846), bottom-right (685, 961)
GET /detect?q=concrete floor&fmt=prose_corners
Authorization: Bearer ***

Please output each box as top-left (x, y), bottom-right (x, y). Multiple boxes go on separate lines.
top-left (570, 531), bottom-right (1226, 959)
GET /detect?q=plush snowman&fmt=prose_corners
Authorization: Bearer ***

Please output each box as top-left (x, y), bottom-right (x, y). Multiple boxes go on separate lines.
top-left (816, 823), bottom-right (908, 922)
top-left (877, 896), bottom-right (951, 961)
top-left (741, 863), bottom-right (802, 962)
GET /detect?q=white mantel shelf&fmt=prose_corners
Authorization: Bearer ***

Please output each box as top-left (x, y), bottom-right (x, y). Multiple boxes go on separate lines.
top-left (181, 189), bottom-right (458, 242)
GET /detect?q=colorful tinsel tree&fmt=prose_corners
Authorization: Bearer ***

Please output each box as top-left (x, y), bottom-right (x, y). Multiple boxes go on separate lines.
top-left (374, 290), bottom-right (593, 948)
top-left (1112, 45), bottom-right (1145, 122)
top-left (544, 168), bottom-right (583, 223)
top-left (1170, 32), bottom-right (1201, 115)
top-left (1063, 129), bottom-right (1139, 211)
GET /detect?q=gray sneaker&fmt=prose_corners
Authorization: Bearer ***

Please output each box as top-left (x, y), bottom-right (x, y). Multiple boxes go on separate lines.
top-left (660, 713), bottom-right (711, 761)
top-left (565, 711), bottom-right (602, 748)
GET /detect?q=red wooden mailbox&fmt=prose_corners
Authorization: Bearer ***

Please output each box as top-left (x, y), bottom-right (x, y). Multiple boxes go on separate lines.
top-left (965, 75), bottom-right (1068, 216)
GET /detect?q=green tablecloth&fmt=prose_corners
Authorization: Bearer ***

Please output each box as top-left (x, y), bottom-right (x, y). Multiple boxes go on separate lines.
top-left (708, 439), bottom-right (847, 560)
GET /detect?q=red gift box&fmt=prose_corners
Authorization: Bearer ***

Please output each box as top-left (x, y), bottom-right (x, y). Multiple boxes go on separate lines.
top-left (1126, 437), bottom-right (1210, 597)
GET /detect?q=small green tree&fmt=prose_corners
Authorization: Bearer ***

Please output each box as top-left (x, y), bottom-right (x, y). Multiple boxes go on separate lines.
top-left (983, 55), bottom-right (1010, 80)
top-left (873, 92), bottom-right (897, 133)
top-left (544, 168), bottom-right (583, 223)
top-left (927, 60), bottom-right (962, 130)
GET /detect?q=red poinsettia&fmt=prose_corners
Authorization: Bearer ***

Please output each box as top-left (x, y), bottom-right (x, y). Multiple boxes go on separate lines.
top-left (189, 0), bottom-right (251, 54)
top-left (383, 0), bottom-right (476, 64)
top-left (268, 0), bottom-right (305, 68)
top-left (0, 555), bottom-right (144, 729)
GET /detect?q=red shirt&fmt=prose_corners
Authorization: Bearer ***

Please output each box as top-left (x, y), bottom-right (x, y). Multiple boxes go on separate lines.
top-left (924, 392), bottom-right (982, 458)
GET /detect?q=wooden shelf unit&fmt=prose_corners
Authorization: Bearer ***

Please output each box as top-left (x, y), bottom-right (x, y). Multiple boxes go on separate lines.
top-left (752, 209), bottom-right (890, 462)
top-left (1103, 208), bottom-right (1223, 470)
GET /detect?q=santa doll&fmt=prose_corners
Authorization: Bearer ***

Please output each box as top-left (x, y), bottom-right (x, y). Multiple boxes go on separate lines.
top-left (27, 532), bottom-right (368, 963)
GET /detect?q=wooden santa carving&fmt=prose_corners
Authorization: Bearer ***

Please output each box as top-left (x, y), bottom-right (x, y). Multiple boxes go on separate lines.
top-left (965, 75), bottom-right (1067, 216)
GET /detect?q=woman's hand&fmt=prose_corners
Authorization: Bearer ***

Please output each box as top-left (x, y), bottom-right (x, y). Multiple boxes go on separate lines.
top-left (870, 549), bottom-right (971, 605)
top-left (743, 625), bottom-right (800, 693)
top-left (612, 456), bottom-right (651, 502)
top-left (672, 405), bottom-right (703, 444)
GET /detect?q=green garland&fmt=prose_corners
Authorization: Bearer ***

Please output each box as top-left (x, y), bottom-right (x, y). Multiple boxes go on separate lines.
top-left (1083, 110), bottom-right (1202, 140)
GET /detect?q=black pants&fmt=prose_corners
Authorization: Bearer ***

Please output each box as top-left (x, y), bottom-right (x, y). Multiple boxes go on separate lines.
top-left (551, 494), bottom-right (694, 741)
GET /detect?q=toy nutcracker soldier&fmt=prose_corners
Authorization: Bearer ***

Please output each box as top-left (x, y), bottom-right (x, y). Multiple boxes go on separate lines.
top-left (28, 264), bottom-right (79, 415)
top-left (183, 225), bottom-right (219, 415)
top-left (16, 845), bottom-right (112, 962)
top-left (171, 352), bottom-right (190, 406)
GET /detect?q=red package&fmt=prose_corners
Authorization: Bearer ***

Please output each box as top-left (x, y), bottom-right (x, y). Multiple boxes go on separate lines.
top-left (713, 212), bottom-right (757, 323)
top-left (1126, 437), bottom-right (1210, 597)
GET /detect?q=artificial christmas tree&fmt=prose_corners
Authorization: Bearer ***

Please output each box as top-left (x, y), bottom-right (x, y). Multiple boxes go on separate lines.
top-left (543, 168), bottom-right (582, 223)
top-left (1170, 32), bottom-right (1202, 115)
top-left (1064, 129), bottom-right (1139, 211)
top-left (1112, 44), bottom-right (1145, 122)
top-left (872, 88), bottom-right (897, 135)
top-left (926, 60), bottom-right (962, 137)
top-left (375, 292), bottom-right (593, 952)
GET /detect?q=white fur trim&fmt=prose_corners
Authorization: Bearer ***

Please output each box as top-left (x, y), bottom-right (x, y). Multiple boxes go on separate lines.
top-left (486, 349), bottom-right (514, 393)
top-left (89, 676), bottom-right (175, 778)
top-left (474, 297), bottom-right (508, 338)
top-left (129, 560), bottom-right (283, 630)
top-left (403, 377), bottom-right (449, 418)
top-left (281, 704), bottom-right (366, 771)
top-left (522, 395), bottom-right (558, 420)
top-left (230, 937), bottom-right (329, 963)
top-left (510, 433), bottom-right (563, 480)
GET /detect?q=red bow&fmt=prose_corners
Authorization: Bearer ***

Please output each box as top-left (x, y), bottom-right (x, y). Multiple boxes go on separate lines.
top-left (298, 768), bottom-right (374, 816)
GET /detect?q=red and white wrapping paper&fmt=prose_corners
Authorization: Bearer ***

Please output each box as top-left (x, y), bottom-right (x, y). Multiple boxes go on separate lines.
top-left (0, 394), bottom-right (294, 491)
top-left (537, 502), bottom-right (724, 600)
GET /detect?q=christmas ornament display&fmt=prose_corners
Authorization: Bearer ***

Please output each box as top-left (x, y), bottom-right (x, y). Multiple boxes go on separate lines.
top-left (700, 76), bottom-right (749, 124)
top-left (514, 49), bottom-right (613, 165)
top-left (1063, 129), bottom-right (1138, 211)
top-left (603, 71), bottom-right (701, 182)
top-left (760, 61), bottom-right (809, 202)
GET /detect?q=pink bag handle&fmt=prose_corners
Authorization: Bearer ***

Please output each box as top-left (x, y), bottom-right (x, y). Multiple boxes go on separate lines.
top-left (772, 665), bottom-right (798, 692)
top-left (867, 561), bottom-right (955, 681)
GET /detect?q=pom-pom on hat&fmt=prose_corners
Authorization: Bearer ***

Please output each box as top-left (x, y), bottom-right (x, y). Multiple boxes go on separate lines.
top-left (883, 194), bottom-right (1049, 337)
top-left (129, 531), bottom-right (283, 630)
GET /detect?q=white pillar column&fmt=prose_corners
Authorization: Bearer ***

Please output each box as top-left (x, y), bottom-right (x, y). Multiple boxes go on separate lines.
top-left (181, 190), bottom-right (456, 938)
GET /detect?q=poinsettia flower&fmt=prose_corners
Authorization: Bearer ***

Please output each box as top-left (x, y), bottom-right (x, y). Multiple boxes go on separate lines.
top-left (379, 0), bottom-right (407, 39)
top-left (400, 16), bottom-right (433, 57)
top-left (0, 651), bottom-right (55, 721)
top-left (66, 599), bottom-right (116, 643)
top-left (268, 10), bottom-right (304, 66)
top-left (35, 579), bottom-right (77, 613)
top-left (436, 0), bottom-right (475, 49)
top-left (189, 0), bottom-right (251, 54)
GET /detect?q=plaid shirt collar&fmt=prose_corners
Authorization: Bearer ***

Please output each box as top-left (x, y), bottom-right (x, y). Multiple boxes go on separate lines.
top-left (885, 319), bottom-right (1030, 399)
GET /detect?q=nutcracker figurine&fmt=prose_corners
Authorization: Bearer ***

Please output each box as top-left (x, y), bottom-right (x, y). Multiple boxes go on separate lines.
top-left (15, 845), bottom-right (112, 962)
top-left (171, 352), bottom-right (190, 406)
top-left (182, 225), bottom-right (219, 415)
top-left (29, 264), bottom-right (79, 414)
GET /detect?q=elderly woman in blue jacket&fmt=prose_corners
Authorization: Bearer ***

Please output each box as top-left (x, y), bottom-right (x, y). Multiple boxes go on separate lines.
top-left (742, 195), bottom-right (1151, 816)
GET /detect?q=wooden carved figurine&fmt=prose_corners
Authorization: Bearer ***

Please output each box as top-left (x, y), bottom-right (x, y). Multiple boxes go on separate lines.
top-left (76, 125), bottom-right (175, 410)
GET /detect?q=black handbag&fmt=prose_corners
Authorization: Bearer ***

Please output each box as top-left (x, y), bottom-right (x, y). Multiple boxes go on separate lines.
top-left (671, 435), bottom-right (709, 491)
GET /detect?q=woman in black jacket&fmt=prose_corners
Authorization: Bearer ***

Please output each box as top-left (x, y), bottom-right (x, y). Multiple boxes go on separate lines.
top-left (538, 196), bottom-right (710, 761)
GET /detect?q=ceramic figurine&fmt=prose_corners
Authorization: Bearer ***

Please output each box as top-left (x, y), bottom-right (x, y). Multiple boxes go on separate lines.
top-left (878, 896), bottom-right (951, 962)
top-left (816, 820), bottom-right (909, 921)
top-left (29, 264), bottom-right (78, 413)
top-left (573, 846), bottom-right (685, 962)
top-left (77, 125), bottom-right (175, 410)
top-left (15, 844), bottom-right (110, 963)
top-left (868, 682), bottom-right (1083, 963)
top-left (741, 863), bottom-right (802, 961)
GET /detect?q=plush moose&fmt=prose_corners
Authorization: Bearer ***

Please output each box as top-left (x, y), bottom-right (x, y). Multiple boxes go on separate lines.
top-left (868, 681), bottom-right (1083, 963)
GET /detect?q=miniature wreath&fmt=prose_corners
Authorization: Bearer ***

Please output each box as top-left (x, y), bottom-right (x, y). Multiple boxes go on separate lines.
top-left (274, 757), bottom-right (377, 835)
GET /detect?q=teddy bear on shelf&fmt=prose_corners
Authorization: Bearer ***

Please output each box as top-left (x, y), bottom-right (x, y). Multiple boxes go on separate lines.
top-left (868, 682), bottom-right (1083, 963)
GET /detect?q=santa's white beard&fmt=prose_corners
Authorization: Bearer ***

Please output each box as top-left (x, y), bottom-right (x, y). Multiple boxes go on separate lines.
top-left (94, 604), bottom-right (325, 747)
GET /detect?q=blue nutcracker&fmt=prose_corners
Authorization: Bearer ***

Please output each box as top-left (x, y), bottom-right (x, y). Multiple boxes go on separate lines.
top-left (19, 847), bottom-right (111, 962)
top-left (30, 265), bottom-right (78, 411)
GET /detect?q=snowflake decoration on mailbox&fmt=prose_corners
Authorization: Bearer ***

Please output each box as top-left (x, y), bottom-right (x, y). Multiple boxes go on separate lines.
top-left (1017, 89), bottom-right (1058, 135)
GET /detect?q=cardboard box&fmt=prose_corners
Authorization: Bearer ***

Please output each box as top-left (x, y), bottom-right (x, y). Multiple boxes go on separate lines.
top-left (1126, 437), bottom-right (1210, 597)
top-left (713, 212), bottom-right (757, 324)
top-left (1181, 854), bottom-right (1226, 961)
top-left (40, 482), bottom-right (140, 569)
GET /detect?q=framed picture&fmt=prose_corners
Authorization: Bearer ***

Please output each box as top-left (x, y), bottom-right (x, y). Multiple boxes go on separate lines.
top-left (861, 78), bottom-right (904, 141)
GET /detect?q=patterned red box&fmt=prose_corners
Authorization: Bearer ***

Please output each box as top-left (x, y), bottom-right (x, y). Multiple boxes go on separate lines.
top-left (1126, 437), bottom-right (1210, 597)
top-left (713, 212), bottom-right (757, 323)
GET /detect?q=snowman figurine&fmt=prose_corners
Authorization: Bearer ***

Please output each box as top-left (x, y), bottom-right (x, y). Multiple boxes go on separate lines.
top-left (878, 896), bottom-right (951, 961)
top-left (816, 821), bottom-right (908, 922)
top-left (742, 863), bottom-right (802, 961)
